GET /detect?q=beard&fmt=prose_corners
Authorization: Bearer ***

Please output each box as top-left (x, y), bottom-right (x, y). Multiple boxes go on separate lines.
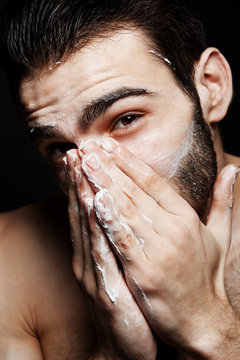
top-left (56, 96), bottom-right (217, 221)
top-left (171, 101), bottom-right (218, 221)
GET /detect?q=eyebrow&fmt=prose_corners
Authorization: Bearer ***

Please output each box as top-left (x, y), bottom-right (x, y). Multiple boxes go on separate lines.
top-left (27, 87), bottom-right (156, 139)
top-left (28, 125), bottom-right (63, 140)
top-left (80, 87), bottom-right (156, 131)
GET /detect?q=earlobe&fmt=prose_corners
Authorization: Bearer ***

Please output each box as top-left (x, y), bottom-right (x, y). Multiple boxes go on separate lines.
top-left (195, 47), bottom-right (233, 124)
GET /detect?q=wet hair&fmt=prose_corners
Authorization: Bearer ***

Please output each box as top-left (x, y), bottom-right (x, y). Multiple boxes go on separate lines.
top-left (0, 0), bottom-right (207, 101)
top-left (0, 0), bottom-right (217, 221)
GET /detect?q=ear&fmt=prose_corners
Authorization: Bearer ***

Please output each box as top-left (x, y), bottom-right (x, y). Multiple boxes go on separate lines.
top-left (194, 47), bottom-right (233, 125)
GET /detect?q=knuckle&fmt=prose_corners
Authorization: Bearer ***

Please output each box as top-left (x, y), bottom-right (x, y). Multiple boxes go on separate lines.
top-left (123, 180), bottom-right (141, 200)
top-left (101, 157), bottom-right (116, 181)
top-left (144, 172), bottom-right (160, 188)
top-left (139, 272), bottom-right (155, 294)
top-left (167, 219), bottom-right (191, 249)
top-left (102, 154), bottom-right (112, 171)
top-left (101, 172), bottom-right (114, 190)
top-left (118, 231), bottom-right (134, 251)
top-left (121, 199), bottom-right (137, 219)
top-left (176, 221), bottom-right (190, 240)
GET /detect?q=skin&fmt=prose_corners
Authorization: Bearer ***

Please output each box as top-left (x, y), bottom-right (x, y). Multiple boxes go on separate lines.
top-left (0, 197), bottom-right (96, 359)
top-left (0, 29), bottom-right (239, 358)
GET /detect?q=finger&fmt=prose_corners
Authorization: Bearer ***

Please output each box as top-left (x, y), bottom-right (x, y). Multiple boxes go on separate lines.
top-left (93, 188), bottom-right (150, 269)
top-left (207, 164), bottom-right (239, 253)
top-left (81, 146), bottom-right (161, 252)
top-left (87, 210), bottom-right (122, 305)
top-left (100, 137), bottom-right (192, 217)
top-left (74, 170), bottom-right (97, 291)
top-left (80, 141), bottom-right (175, 238)
top-left (76, 174), bottom-right (95, 268)
top-left (66, 150), bottom-right (84, 280)
top-left (77, 173), bottom-right (128, 305)
top-left (83, 195), bottom-right (157, 356)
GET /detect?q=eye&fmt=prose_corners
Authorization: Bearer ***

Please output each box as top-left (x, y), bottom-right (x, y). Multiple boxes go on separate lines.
top-left (46, 142), bottom-right (77, 159)
top-left (112, 113), bottom-right (142, 130)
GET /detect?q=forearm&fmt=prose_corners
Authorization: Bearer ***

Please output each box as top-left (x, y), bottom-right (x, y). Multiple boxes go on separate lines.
top-left (177, 303), bottom-right (240, 360)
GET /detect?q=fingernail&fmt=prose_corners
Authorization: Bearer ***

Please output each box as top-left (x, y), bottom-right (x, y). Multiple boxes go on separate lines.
top-left (83, 153), bottom-right (101, 171)
top-left (101, 137), bottom-right (119, 154)
top-left (79, 139), bottom-right (98, 157)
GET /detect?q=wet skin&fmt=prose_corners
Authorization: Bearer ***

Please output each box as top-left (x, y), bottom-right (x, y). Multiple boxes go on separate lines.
top-left (1, 29), bottom-right (239, 358)
top-left (20, 30), bottom-right (194, 193)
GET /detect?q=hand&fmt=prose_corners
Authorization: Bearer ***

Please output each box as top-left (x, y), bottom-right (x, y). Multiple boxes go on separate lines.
top-left (78, 138), bottom-right (240, 359)
top-left (65, 150), bottom-right (157, 360)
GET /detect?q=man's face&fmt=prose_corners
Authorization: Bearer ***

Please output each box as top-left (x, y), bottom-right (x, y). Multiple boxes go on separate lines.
top-left (19, 30), bottom-right (216, 218)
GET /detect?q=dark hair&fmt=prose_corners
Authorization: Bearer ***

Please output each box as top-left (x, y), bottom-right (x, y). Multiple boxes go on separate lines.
top-left (0, 0), bottom-right (207, 101)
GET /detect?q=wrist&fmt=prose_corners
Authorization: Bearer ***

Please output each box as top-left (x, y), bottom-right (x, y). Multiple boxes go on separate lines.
top-left (177, 299), bottom-right (240, 359)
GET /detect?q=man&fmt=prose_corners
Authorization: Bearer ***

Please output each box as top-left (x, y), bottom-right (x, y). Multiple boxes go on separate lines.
top-left (0, 0), bottom-right (240, 358)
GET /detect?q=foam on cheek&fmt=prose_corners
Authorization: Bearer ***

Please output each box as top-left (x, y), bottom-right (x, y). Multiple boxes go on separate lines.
top-left (123, 122), bottom-right (193, 181)
top-left (166, 122), bottom-right (194, 180)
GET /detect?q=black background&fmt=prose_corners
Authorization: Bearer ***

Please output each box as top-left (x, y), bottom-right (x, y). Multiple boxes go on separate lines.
top-left (0, 0), bottom-right (239, 212)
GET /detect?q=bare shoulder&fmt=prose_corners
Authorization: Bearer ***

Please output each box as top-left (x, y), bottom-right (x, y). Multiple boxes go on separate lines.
top-left (0, 193), bottom-right (69, 240)
top-left (0, 196), bottom-right (94, 359)
top-left (0, 194), bottom-right (71, 283)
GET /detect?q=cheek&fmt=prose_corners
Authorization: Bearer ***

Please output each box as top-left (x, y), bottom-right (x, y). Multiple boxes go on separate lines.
top-left (121, 123), bottom-right (193, 180)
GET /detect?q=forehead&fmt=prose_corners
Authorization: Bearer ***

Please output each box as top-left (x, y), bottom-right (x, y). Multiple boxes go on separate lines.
top-left (19, 29), bottom-right (175, 118)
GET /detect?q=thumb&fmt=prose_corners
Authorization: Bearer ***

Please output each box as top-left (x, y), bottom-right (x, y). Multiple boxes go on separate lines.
top-left (207, 164), bottom-right (239, 254)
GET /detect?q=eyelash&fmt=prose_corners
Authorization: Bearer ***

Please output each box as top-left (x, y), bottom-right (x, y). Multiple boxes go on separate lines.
top-left (44, 112), bottom-right (143, 161)
top-left (111, 112), bottom-right (143, 132)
